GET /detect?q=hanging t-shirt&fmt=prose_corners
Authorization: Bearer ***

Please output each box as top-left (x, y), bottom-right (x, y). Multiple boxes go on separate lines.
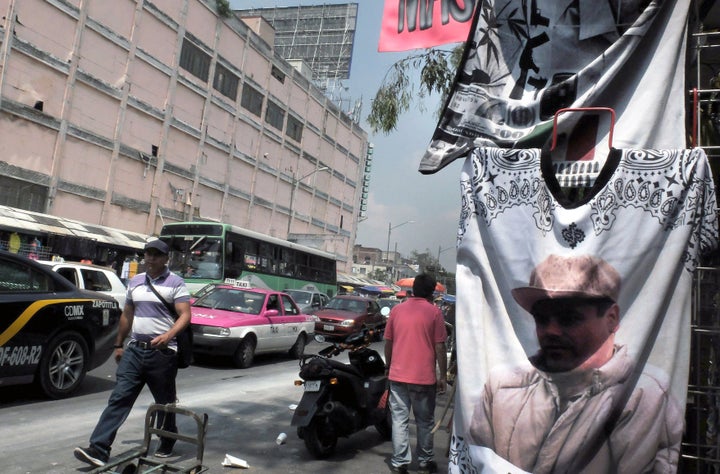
top-left (452, 147), bottom-right (718, 473)
top-left (8, 233), bottom-right (20, 253)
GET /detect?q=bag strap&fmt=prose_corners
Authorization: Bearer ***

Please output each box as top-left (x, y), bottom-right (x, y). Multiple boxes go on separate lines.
top-left (145, 274), bottom-right (177, 320)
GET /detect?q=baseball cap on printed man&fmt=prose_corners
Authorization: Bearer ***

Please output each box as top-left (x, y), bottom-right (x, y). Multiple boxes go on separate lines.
top-left (511, 254), bottom-right (622, 313)
top-left (144, 239), bottom-right (169, 255)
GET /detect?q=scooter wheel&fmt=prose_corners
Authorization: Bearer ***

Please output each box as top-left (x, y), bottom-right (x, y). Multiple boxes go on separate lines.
top-left (304, 417), bottom-right (337, 459)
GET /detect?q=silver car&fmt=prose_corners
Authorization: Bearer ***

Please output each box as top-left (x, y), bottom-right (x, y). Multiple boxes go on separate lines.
top-left (285, 289), bottom-right (329, 314)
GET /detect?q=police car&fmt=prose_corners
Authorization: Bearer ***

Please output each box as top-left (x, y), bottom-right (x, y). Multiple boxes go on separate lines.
top-left (0, 250), bottom-right (122, 398)
top-left (191, 280), bottom-right (316, 368)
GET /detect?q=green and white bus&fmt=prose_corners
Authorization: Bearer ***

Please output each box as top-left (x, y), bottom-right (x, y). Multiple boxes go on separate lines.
top-left (159, 222), bottom-right (337, 296)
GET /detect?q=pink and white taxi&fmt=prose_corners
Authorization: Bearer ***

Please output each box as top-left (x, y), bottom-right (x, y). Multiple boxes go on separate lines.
top-left (190, 280), bottom-right (316, 368)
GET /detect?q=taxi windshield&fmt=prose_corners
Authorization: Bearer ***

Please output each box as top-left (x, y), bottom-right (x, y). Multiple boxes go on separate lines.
top-left (193, 288), bottom-right (265, 314)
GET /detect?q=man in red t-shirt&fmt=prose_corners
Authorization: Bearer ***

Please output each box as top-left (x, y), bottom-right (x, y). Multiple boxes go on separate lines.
top-left (384, 273), bottom-right (447, 474)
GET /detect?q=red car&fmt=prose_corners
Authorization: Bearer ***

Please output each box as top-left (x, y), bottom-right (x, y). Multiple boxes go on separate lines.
top-left (313, 295), bottom-right (384, 339)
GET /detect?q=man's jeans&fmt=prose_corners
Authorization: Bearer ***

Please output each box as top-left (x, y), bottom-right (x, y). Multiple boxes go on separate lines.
top-left (389, 381), bottom-right (436, 467)
top-left (89, 344), bottom-right (178, 458)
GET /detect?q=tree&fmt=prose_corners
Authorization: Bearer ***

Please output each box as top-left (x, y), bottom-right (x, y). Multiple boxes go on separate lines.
top-left (367, 45), bottom-right (465, 134)
top-left (216, 0), bottom-right (231, 17)
top-left (370, 268), bottom-right (387, 281)
top-left (411, 249), bottom-right (440, 273)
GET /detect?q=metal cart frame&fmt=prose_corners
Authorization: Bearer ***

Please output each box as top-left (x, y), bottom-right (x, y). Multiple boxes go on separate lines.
top-left (89, 403), bottom-right (209, 474)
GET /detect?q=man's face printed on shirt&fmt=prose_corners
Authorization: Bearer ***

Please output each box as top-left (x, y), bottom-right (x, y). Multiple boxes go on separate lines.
top-left (531, 298), bottom-right (618, 372)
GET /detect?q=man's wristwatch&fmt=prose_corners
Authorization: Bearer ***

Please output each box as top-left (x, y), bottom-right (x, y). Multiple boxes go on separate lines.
top-left (113, 344), bottom-right (124, 349)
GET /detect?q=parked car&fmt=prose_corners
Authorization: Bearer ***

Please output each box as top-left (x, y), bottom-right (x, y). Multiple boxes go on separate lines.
top-left (0, 251), bottom-right (122, 398)
top-left (190, 282), bottom-right (316, 368)
top-left (313, 295), bottom-right (384, 339)
top-left (37, 260), bottom-right (127, 309)
top-left (285, 289), bottom-right (329, 313)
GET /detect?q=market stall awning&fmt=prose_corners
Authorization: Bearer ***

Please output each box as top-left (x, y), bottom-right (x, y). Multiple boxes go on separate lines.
top-left (395, 277), bottom-right (446, 293)
top-left (0, 204), bottom-right (149, 250)
top-left (359, 285), bottom-right (395, 295)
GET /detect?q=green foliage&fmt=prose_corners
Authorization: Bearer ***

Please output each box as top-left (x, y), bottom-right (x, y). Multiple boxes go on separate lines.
top-left (368, 45), bottom-right (465, 134)
top-left (216, 0), bottom-right (232, 18)
top-left (411, 249), bottom-right (439, 273)
top-left (370, 268), bottom-right (387, 281)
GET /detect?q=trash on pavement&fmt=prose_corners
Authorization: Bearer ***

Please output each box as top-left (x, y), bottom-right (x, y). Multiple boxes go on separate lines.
top-left (222, 454), bottom-right (250, 468)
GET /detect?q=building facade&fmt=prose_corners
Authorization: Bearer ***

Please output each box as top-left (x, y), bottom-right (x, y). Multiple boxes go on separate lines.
top-left (0, 0), bottom-right (369, 271)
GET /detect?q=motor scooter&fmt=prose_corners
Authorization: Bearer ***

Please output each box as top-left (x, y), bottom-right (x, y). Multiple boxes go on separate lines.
top-left (291, 328), bottom-right (391, 458)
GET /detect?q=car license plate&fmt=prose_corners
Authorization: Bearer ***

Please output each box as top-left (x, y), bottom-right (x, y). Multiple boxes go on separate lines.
top-left (323, 324), bottom-right (334, 331)
top-left (305, 380), bottom-right (321, 392)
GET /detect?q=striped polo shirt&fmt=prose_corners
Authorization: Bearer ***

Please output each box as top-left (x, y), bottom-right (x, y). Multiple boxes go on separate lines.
top-left (127, 268), bottom-right (190, 349)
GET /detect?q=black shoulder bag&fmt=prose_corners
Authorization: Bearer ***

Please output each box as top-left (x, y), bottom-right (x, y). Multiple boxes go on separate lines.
top-left (145, 275), bottom-right (193, 368)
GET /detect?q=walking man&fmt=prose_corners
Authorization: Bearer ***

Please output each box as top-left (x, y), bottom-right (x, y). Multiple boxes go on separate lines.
top-left (74, 239), bottom-right (191, 467)
top-left (384, 273), bottom-right (447, 474)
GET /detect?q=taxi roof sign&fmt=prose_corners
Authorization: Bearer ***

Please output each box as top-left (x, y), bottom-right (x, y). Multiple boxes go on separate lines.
top-left (224, 278), bottom-right (251, 288)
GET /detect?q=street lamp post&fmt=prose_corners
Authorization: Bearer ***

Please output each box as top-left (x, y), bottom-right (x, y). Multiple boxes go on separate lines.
top-left (437, 244), bottom-right (455, 271)
top-left (287, 166), bottom-right (330, 236)
top-left (386, 220), bottom-right (414, 281)
top-left (436, 244), bottom-right (455, 291)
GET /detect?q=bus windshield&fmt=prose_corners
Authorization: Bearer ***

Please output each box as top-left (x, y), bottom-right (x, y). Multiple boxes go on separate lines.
top-left (164, 236), bottom-right (223, 280)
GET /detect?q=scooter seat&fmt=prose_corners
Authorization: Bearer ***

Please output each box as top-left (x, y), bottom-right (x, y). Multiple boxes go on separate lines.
top-left (301, 356), bottom-right (362, 378)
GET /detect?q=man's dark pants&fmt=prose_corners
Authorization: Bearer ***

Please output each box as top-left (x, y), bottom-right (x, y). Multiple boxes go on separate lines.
top-left (89, 344), bottom-right (178, 458)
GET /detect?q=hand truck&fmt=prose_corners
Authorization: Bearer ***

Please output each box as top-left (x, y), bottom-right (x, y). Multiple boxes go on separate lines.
top-left (89, 403), bottom-right (209, 474)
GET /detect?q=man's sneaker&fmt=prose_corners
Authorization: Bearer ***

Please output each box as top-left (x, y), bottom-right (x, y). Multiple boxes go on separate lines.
top-left (419, 460), bottom-right (438, 474)
top-left (391, 464), bottom-right (409, 474)
top-left (154, 440), bottom-right (175, 458)
top-left (74, 446), bottom-right (107, 467)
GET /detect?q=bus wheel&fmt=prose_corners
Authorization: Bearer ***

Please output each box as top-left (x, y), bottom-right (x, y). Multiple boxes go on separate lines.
top-left (37, 331), bottom-right (88, 399)
top-left (289, 333), bottom-right (306, 359)
top-left (233, 336), bottom-right (256, 368)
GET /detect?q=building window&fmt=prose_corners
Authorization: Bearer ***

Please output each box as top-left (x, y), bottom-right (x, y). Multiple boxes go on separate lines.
top-left (286, 115), bottom-right (303, 142)
top-left (179, 38), bottom-right (210, 82)
top-left (271, 65), bottom-right (286, 84)
top-left (0, 176), bottom-right (47, 213)
top-left (265, 101), bottom-right (285, 130)
top-left (213, 63), bottom-right (239, 100)
top-left (241, 84), bottom-right (264, 117)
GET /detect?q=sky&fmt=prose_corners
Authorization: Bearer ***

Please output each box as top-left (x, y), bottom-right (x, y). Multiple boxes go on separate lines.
top-left (233, 0), bottom-right (463, 272)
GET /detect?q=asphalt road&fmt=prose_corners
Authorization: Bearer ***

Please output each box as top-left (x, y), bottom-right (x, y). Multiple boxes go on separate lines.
top-left (0, 340), bottom-right (452, 474)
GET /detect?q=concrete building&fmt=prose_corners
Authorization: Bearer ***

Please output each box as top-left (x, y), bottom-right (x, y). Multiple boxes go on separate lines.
top-left (0, 0), bottom-right (369, 271)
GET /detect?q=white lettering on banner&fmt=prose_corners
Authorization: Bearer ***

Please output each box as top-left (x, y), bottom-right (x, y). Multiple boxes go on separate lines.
top-left (64, 305), bottom-right (84, 318)
top-left (93, 300), bottom-right (117, 309)
top-left (0, 345), bottom-right (42, 367)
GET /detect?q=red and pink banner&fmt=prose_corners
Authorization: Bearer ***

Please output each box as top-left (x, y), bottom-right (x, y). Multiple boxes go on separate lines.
top-left (378, 0), bottom-right (476, 52)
